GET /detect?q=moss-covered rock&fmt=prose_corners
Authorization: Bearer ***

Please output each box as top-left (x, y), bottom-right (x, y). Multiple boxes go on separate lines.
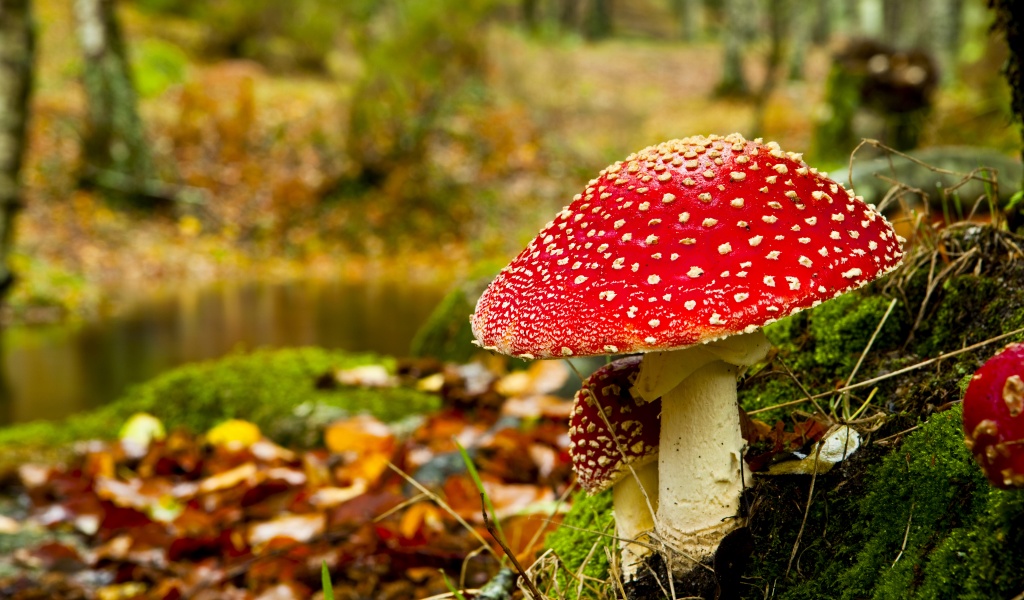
top-left (539, 489), bottom-right (615, 600)
top-left (0, 347), bottom-right (441, 449)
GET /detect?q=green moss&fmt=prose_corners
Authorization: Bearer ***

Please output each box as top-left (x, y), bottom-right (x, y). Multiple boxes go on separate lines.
top-left (409, 283), bottom-right (480, 364)
top-left (0, 347), bottom-right (441, 448)
top-left (810, 294), bottom-right (907, 373)
top-left (541, 489), bottom-right (614, 599)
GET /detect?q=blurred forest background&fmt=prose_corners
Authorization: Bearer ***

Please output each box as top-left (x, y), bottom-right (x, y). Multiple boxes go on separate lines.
top-left (0, 0), bottom-right (1020, 420)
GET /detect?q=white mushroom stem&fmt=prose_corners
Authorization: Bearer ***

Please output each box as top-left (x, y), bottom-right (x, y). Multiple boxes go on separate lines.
top-left (633, 330), bottom-right (771, 571)
top-left (612, 460), bottom-right (659, 580)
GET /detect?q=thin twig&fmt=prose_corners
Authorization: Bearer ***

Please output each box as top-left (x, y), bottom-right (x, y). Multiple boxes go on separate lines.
top-left (388, 463), bottom-right (499, 560)
top-left (891, 503), bottom-right (915, 568)
top-left (482, 493), bottom-right (544, 600)
top-left (844, 298), bottom-right (898, 389)
top-left (748, 327), bottom-right (1024, 415)
top-left (776, 357), bottom-right (830, 420)
top-left (785, 444), bottom-right (822, 576)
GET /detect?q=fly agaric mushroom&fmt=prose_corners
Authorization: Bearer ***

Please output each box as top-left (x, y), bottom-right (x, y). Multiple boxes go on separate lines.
top-left (568, 355), bottom-right (660, 578)
top-left (963, 342), bottom-right (1024, 489)
top-left (471, 133), bottom-right (903, 574)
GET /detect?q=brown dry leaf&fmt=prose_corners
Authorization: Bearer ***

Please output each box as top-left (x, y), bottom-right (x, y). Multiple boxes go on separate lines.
top-left (197, 462), bottom-right (259, 495)
top-left (324, 414), bottom-right (394, 456)
top-left (501, 394), bottom-right (574, 419)
top-left (248, 513), bottom-right (326, 548)
top-left (398, 502), bottom-right (445, 541)
top-left (495, 360), bottom-right (569, 397)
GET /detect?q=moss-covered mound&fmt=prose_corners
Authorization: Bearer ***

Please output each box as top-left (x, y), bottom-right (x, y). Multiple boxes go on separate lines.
top-left (0, 347), bottom-right (441, 449)
top-left (539, 224), bottom-right (1024, 599)
top-left (536, 488), bottom-right (615, 600)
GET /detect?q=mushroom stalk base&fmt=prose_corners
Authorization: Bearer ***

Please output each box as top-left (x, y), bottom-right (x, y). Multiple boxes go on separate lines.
top-left (612, 461), bottom-right (659, 581)
top-left (655, 359), bottom-right (748, 571)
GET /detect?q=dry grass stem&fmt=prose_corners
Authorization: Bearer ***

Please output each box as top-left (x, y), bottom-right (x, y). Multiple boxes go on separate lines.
top-left (387, 463), bottom-right (499, 561)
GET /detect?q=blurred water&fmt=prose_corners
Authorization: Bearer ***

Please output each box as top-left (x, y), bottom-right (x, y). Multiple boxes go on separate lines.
top-left (0, 278), bottom-right (446, 425)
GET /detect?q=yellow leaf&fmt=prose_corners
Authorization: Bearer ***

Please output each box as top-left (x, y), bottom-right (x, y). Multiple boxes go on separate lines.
top-left (206, 419), bottom-right (261, 449)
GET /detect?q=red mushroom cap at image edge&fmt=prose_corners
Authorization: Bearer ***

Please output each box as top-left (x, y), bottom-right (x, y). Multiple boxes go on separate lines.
top-left (963, 342), bottom-right (1024, 489)
top-left (568, 355), bottom-right (660, 492)
top-left (471, 134), bottom-right (904, 358)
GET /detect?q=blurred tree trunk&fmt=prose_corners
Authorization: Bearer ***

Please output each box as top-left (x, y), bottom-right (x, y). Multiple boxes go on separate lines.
top-left (522, 0), bottom-right (539, 31)
top-left (0, 0), bottom-right (34, 304)
top-left (787, 0), bottom-right (814, 80)
top-left (671, 0), bottom-right (698, 42)
top-left (74, 0), bottom-right (155, 201)
top-left (989, 0), bottom-right (1023, 229)
top-left (559, 0), bottom-right (579, 31)
top-left (922, 0), bottom-right (963, 83)
top-left (583, 0), bottom-right (613, 40)
top-left (715, 0), bottom-right (751, 96)
top-left (751, 0), bottom-right (786, 135)
top-left (0, 0), bottom-right (35, 414)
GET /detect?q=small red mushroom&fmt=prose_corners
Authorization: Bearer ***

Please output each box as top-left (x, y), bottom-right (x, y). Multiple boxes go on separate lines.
top-left (963, 342), bottom-right (1024, 489)
top-left (472, 133), bottom-right (904, 574)
top-left (568, 356), bottom-right (660, 578)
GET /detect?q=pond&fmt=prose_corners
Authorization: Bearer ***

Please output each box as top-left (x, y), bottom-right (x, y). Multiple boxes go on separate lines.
top-left (0, 278), bottom-right (448, 425)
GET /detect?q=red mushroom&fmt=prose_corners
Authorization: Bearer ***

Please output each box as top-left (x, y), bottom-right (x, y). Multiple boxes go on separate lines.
top-left (568, 355), bottom-right (660, 578)
top-left (963, 342), bottom-right (1024, 489)
top-left (471, 133), bottom-right (903, 574)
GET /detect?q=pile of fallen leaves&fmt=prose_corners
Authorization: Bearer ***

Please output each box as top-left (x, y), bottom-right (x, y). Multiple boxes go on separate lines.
top-left (0, 360), bottom-right (579, 600)
top-left (0, 352), bottom-right (842, 600)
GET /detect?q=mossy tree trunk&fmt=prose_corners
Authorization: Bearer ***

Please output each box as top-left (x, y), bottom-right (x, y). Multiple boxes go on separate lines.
top-left (0, 0), bottom-right (35, 421)
top-left (74, 0), bottom-right (155, 202)
top-left (0, 0), bottom-right (34, 303)
top-left (989, 0), bottom-right (1024, 229)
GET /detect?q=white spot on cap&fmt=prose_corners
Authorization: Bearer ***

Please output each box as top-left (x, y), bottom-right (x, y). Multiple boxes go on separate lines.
top-left (662, 193), bottom-right (676, 203)
top-left (612, 258), bottom-right (625, 269)
top-left (614, 219), bottom-right (626, 229)
top-left (698, 192), bottom-right (712, 203)
top-left (805, 217), bottom-right (817, 225)
top-left (648, 274), bottom-right (661, 284)
top-left (639, 202), bottom-right (651, 211)
top-left (767, 250), bottom-right (781, 260)
top-left (702, 218), bottom-right (718, 227)
top-left (646, 234), bottom-right (659, 244)
top-left (561, 347), bottom-right (573, 356)
top-left (718, 243), bottom-right (733, 254)
top-left (648, 319), bottom-right (661, 327)
top-left (645, 336), bottom-right (658, 343)
top-left (749, 235), bottom-right (763, 246)
top-left (842, 268), bottom-right (863, 279)
top-left (734, 292), bottom-right (749, 302)
top-left (684, 300), bottom-right (697, 310)
top-left (786, 276), bottom-right (800, 290)
top-left (730, 172), bottom-right (746, 181)
top-left (599, 290), bottom-right (617, 301)
top-left (731, 198), bottom-right (744, 208)
top-left (763, 215), bottom-right (778, 224)
top-left (679, 212), bottom-right (690, 223)
top-left (574, 275), bottom-right (588, 284)
top-left (627, 306), bottom-right (638, 318)
top-left (710, 313), bottom-right (727, 324)
top-left (764, 275), bottom-right (776, 287)
top-left (798, 256), bottom-right (813, 267)
top-left (687, 266), bottom-right (704, 278)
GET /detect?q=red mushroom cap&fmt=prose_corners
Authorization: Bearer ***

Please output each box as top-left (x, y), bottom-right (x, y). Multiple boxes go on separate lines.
top-left (963, 342), bottom-right (1024, 489)
top-left (471, 134), bottom-right (904, 358)
top-left (568, 356), bottom-right (660, 493)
